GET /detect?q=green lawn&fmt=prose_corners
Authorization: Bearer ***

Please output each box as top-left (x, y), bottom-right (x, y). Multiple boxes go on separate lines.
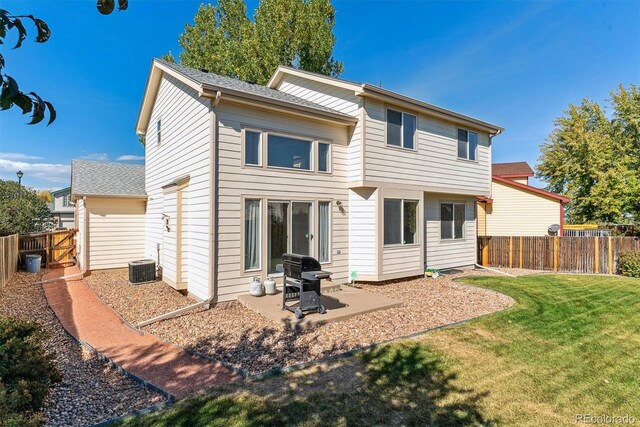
top-left (118, 274), bottom-right (640, 426)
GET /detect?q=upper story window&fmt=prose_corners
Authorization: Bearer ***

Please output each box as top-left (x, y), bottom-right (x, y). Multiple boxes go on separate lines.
top-left (244, 130), bottom-right (261, 166)
top-left (267, 134), bottom-right (312, 171)
top-left (387, 109), bottom-right (416, 150)
top-left (384, 199), bottom-right (419, 245)
top-left (318, 142), bottom-right (330, 173)
top-left (457, 129), bottom-right (477, 161)
top-left (62, 194), bottom-right (71, 207)
top-left (441, 202), bottom-right (466, 239)
top-left (156, 119), bottom-right (162, 147)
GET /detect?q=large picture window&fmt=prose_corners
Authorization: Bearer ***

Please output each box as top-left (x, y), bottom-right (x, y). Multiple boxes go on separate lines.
top-left (441, 203), bottom-right (466, 240)
top-left (457, 129), bottom-right (478, 161)
top-left (384, 199), bottom-right (419, 245)
top-left (244, 199), bottom-right (261, 271)
top-left (267, 134), bottom-right (312, 170)
top-left (387, 109), bottom-right (416, 149)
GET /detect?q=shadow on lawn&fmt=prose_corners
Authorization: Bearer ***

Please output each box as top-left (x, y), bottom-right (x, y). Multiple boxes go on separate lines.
top-left (121, 341), bottom-right (492, 427)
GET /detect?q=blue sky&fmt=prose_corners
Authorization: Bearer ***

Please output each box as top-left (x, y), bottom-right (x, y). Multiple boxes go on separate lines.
top-left (0, 0), bottom-right (638, 190)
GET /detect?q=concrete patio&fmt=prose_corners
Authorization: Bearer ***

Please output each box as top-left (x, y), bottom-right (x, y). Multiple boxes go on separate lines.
top-left (237, 285), bottom-right (403, 329)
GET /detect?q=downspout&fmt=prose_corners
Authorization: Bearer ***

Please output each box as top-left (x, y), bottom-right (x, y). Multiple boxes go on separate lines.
top-left (137, 91), bottom-right (222, 328)
top-left (208, 90), bottom-right (222, 308)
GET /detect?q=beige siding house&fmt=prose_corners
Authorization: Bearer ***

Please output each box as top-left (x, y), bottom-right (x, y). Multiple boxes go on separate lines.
top-left (71, 160), bottom-right (147, 272)
top-left (478, 162), bottom-right (569, 236)
top-left (50, 187), bottom-right (75, 229)
top-left (123, 59), bottom-right (503, 302)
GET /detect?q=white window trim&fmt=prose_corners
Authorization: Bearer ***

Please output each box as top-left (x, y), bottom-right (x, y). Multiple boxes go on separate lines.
top-left (457, 128), bottom-right (478, 162)
top-left (243, 198), bottom-right (262, 272)
top-left (242, 128), bottom-right (263, 167)
top-left (318, 200), bottom-right (332, 264)
top-left (317, 142), bottom-right (332, 174)
top-left (386, 108), bottom-right (417, 151)
top-left (266, 131), bottom-right (315, 172)
top-left (440, 202), bottom-right (466, 240)
top-left (383, 198), bottom-right (420, 246)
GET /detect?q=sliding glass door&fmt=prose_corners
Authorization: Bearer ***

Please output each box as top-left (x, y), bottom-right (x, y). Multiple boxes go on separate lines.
top-left (267, 201), bottom-right (315, 273)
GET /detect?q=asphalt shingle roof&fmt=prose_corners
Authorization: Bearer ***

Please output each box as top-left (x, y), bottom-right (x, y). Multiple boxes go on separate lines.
top-left (492, 162), bottom-right (535, 177)
top-left (157, 59), bottom-right (353, 119)
top-left (71, 160), bottom-right (145, 197)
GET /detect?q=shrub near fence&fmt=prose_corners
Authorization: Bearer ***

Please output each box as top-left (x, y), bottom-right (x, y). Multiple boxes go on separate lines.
top-left (478, 236), bottom-right (640, 274)
top-left (0, 234), bottom-right (19, 287)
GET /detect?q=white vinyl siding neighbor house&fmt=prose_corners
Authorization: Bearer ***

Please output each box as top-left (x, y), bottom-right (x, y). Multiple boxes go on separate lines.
top-left (68, 59), bottom-right (505, 303)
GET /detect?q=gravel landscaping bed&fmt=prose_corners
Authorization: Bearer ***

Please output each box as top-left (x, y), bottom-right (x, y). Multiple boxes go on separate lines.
top-left (0, 272), bottom-right (164, 427)
top-left (86, 267), bottom-right (522, 375)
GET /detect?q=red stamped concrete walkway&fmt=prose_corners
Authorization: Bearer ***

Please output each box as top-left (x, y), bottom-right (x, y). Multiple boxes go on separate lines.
top-left (42, 267), bottom-right (237, 400)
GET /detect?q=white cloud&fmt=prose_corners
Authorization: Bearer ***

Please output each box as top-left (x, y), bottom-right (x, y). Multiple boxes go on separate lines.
top-left (117, 155), bottom-right (145, 161)
top-left (0, 158), bottom-right (70, 184)
top-left (79, 153), bottom-right (109, 161)
top-left (0, 152), bottom-right (42, 160)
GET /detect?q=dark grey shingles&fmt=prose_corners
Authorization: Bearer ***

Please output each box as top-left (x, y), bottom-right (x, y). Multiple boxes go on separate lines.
top-left (156, 60), bottom-right (354, 119)
top-left (71, 160), bottom-right (145, 197)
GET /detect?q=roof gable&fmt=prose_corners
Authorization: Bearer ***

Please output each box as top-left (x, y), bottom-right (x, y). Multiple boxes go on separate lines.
top-left (136, 59), bottom-right (356, 135)
top-left (492, 175), bottom-right (569, 203)
top-left (267, 66), bottom-right (504, 134)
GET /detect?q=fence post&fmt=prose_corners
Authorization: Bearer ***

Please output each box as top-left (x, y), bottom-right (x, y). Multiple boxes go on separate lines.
top-left (553, 236), bottom-right (559, 272)
top-left (519, 236), bottom-right (523, 269)
top-left (608, 236), bottom-right (613, 274)
top-left (594, 236), bottom-right (600, 274)
top-left (509, 236), bottom-right (513, 268)
top-left (482, 239), bottom-right (489, 266)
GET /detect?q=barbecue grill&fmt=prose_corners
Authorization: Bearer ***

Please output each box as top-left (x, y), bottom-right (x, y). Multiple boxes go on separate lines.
top-left (276, 253), bottom-right (332, 319)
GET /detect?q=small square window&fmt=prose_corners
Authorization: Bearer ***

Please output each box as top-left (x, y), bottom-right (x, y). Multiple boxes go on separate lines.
top-left (318, 143), bottom-right (330, 172)
top-left (245, 130), bottom-right (261, 166)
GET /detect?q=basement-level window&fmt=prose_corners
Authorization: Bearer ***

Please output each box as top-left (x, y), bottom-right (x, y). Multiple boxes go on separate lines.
top-left (441, 203), bottom-right (466, 239)
top-left (384, 199), bottom-right (419, 245)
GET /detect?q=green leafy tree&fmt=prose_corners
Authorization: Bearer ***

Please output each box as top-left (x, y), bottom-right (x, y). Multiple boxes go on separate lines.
top-left (0, 180), bottom-right (55, 234)
top-left (175, 0), bottom-right (343, 85)
top-left (1, 1), bottom-right (127, 125)
top-left (537, 84), bottom-right (640, 223)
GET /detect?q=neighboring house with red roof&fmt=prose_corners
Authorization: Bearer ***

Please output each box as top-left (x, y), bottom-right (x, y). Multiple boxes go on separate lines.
top-left (478, 162), bottom-right (569, 236)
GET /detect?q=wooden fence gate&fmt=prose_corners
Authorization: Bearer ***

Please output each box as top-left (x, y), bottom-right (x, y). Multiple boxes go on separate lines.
top-left (478, 235), bottom-right (640, 274)
top-left (19, 230), bottom-right (77, 269)
top-left (0, 234), bottom-right (19, 287)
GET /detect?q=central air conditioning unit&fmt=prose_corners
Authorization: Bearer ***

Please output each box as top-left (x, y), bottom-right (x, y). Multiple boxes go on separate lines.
top-left (128, 259), bottom-right (156, 285)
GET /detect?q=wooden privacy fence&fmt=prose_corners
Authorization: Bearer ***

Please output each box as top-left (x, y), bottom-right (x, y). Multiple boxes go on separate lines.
top-left (478, 236), bottom-right (640, 274)
top-left (0, 234), bottom-right (19, 287)
top-left (19, 230), bottom-right (77, 269)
